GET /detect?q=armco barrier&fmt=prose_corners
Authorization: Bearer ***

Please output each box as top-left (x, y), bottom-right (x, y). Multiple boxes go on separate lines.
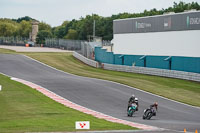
top-left (73, 52), bottom-right (99, 68)
top-left (103, 63), bottom-right (200, 82)
top-left (73, 52), bottom-right (200, 82)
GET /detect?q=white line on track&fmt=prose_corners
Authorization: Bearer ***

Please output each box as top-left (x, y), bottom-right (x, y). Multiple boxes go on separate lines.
top-left (23, 54), bottom-right (200, 110)
top-left (1, 54), bottom-right (198, 132)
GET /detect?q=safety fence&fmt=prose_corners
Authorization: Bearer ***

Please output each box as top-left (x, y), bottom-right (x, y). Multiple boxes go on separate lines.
top-left (73, 51), bottom-right (99, 68)
top-left (45, 38), bottom-right (82, 51)
top-left (0, 36), bottom-right (28, 46)
top-left (81, 41), bottom-right (95, 60)
top-left (73, 52), bottom-right (200, 82)
top-left (46, 39), bottom-right (102, 59)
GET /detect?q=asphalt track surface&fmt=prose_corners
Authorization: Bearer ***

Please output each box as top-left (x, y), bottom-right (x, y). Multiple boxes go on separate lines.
top-left (0, 54), bottom-right (200, 133)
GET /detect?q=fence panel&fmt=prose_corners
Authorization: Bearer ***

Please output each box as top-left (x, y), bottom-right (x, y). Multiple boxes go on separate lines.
top-left (0, 37), bottom-right (28, 46)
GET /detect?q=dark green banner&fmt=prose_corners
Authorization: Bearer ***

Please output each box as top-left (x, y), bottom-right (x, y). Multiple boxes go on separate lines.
top-left (113, 11), bottom-right (200, 34)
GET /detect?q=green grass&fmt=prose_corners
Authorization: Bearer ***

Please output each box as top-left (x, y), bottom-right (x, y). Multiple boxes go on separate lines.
top-left (23, 52), bottom-right (200, 107)
top-left (0, 48), bottom-right (16, 54)
top-left (0, 48), bottom-right (200, 132)
top-left (0, 74), bottom-right (137, 133)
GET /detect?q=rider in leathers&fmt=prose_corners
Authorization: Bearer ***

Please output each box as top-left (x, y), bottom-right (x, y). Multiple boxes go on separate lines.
top-left (127, 94), bottom-right (139, 111)
top-left (149, 102), bottom-right (158, 116)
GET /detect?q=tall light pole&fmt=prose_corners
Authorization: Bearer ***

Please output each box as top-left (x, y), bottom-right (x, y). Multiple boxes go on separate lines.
top-left (93, 20), bottom-right (95, 38)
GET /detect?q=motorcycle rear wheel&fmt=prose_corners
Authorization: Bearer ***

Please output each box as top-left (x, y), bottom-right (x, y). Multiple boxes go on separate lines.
top-left (147, 112), bottom-right (153, 120)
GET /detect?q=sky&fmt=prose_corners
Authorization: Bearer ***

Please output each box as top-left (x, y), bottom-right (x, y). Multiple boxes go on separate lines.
top-left (1, 0), bottom-right (200, 27)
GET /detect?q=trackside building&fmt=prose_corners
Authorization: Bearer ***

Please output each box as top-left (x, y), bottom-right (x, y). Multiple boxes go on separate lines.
top-left (112, 11), bottom-right (200, 57)
top-left (95, 11), bottom-right (200, 73)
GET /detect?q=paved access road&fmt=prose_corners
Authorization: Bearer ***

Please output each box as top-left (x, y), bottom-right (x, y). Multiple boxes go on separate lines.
top-left (0, 54), bottom-right (200, 133)
top-left (0, 45), bottom-right (71, 52)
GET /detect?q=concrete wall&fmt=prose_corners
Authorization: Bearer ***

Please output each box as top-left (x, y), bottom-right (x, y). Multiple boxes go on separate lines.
top-left (123, 55), bottom-right (144, 66)
top-left (103, 63), bottom-right (200, 82)
top-left (172, 56), bottom-right (200, 73)
top-left (73, 51), bottom-right (200, 82)
top-left (146, 56), bottom-right (169, 69)
top-left (73, 51), bottom-right (99, 68)
top-left (95, 47), bottom-right (200, 73)
top-left (95, 47), bottom-right (114, 64)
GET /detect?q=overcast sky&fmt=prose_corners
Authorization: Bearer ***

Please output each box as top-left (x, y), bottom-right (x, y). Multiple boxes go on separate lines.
top-left (1, 0), bottom-right (200, 27)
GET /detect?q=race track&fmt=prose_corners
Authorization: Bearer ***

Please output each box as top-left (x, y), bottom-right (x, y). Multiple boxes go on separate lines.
top-left (0, 54), bottom-right (200, 133)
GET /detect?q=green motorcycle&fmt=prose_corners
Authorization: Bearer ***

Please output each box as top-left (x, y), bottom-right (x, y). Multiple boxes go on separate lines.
top-left (127, 103), bottom-right (137, 117)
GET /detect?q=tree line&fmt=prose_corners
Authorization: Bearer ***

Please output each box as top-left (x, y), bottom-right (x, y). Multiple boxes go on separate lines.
top-left (0, 1), bottom-right (199, 44)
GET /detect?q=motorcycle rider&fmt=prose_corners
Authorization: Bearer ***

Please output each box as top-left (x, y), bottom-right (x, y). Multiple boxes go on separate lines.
top-left (143, 102), bottom-right (158, 119)
top-left (149, 102), bottom-right (158, 116)
top-left (127, 94), bottom-right (139, 111)
top-left (150, 102), bottom-right (158, 110)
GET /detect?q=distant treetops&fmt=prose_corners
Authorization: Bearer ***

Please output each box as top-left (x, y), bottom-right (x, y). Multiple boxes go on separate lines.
top-left (0, 1), bottom-right (199, 44)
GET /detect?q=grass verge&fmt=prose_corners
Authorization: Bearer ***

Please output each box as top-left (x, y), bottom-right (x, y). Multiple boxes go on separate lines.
top-left (0, 48), bottom-right (200, 107)
top-left (0, 48), bottom-right (200, 132)
top-left (0, 48), bottom-right (16, 54)
top-left (0, 73), bottom-right (137, 133)
top-left (23, 52), bottom-right (200, 107)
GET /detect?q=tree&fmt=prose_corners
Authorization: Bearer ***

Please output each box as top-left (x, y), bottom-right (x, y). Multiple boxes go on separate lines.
top-left (18, 20), bottom-right (31, 38)
top-left (39, 22), bottom-right (51, 31)
top-left (36, 30), bottom-right (52, 44)
top-left (0, 22), bottom-right (18, 37)
top-left (191, 2), bottom-right (200, 10)
top-left (64, 29), bottom-right (78, 39)
top-left (61, 20), bottom-right (69, 26)
top-left (53, 25), bottom-right (66, 38)
top-left (12, 16), bottom-right (33, 23)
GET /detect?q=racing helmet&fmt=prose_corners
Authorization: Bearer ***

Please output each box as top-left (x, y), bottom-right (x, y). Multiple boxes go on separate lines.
top-left (135, 98), bottom-right (138, 102)
top-left (131, 94), bottom-right (135, 99)
top-left (154, 102), bottom-right (158, 106)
